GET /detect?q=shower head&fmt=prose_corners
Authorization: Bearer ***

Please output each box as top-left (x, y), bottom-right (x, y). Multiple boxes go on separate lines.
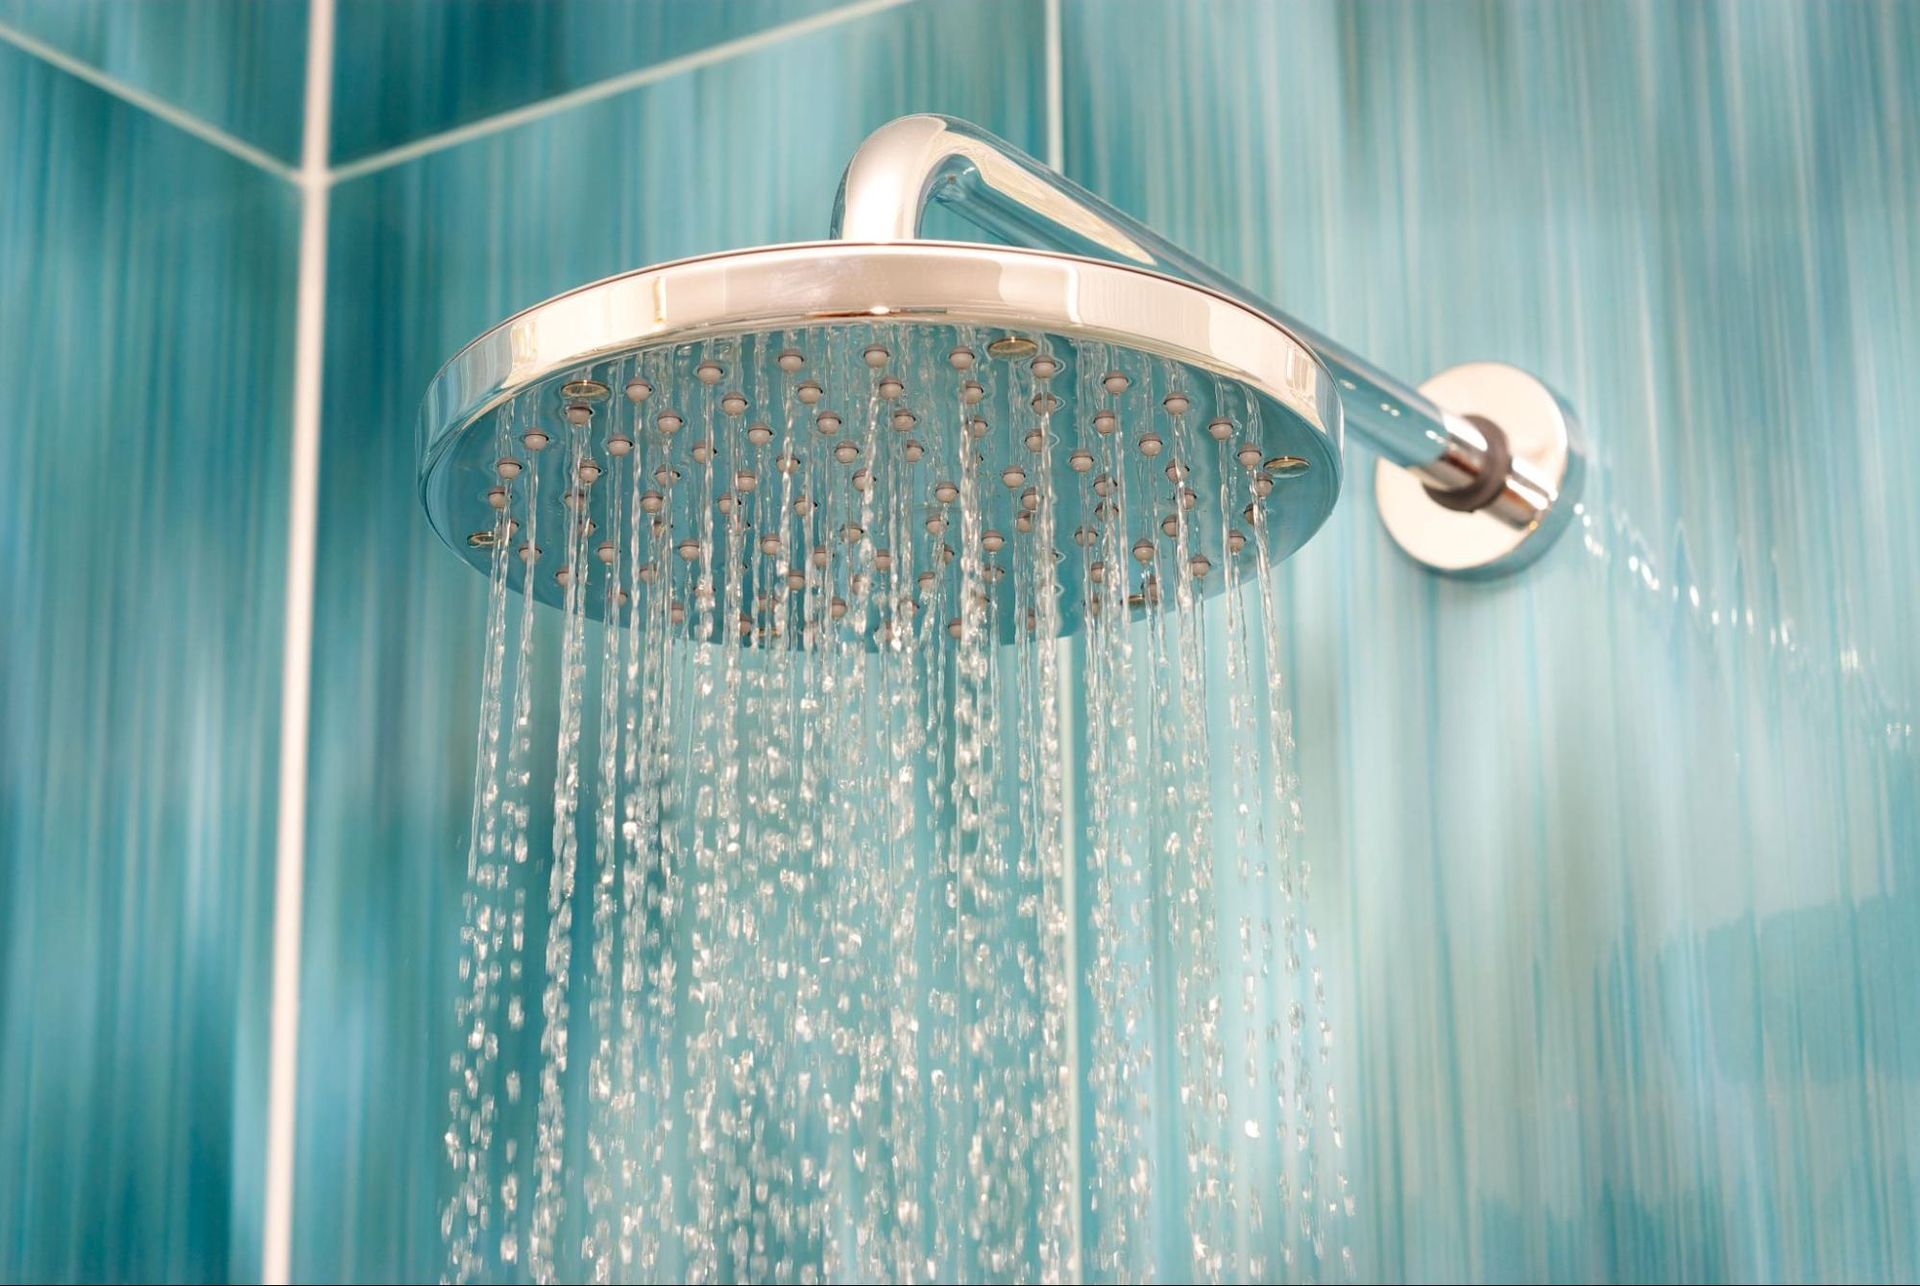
top-left (420, 240), bottom-right (1339, 639)
top-left (420, 115), bottom-right (1582, 642)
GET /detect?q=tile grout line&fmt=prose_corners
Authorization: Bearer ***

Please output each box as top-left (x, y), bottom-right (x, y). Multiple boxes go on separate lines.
top-left (2, 0), bottom-right (914, 191)
top-left (0, 18), bottom-right (300, 181)
top-left (261, 0), bottom-right (335, 1279)
top-left (329, 0), bottom-right (916, 183)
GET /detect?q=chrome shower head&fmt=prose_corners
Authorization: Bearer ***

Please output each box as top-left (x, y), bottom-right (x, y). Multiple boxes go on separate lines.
top-left (420, 115), bottom-right (1582, 642)
top-left (420, 242), bottom-right (1339, 641)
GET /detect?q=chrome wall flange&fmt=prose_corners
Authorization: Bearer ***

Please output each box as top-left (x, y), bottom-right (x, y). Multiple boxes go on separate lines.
top-left (1373, 361), bottom-right (1586, 578)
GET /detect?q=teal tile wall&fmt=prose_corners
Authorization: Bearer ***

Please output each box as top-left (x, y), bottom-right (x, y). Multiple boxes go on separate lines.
top-left (291, 3), bottom-right (1044, 1278)
top-left (3, 1), bottom-right (1917, 1282)
top-left (328, 0), bottom-right (842, 164)
top-left (1062, 0), bottom-right (1920, 1280)
top-left (0, 0), bottom-right (309, 162)
top-left (0, 41), bottom-right (298, 1286)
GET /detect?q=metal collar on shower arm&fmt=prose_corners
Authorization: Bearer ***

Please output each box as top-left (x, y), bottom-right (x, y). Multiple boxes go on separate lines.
top-left (830, 114), bottom-right (1584, 577)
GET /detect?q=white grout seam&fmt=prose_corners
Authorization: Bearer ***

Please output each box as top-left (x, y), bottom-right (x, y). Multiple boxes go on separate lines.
top-left (2, 0), bottom-right (913, 190)
top-left (0, 19), bottom-right (300, 182)
top-left (260, 0), bottom-right (335, 1279)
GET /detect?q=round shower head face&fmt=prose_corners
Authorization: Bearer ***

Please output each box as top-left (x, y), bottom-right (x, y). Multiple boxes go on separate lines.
top-left (420, 242), bottom-right (1340, 642)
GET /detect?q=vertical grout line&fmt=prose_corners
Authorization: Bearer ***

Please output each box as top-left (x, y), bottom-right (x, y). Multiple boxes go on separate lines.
top-left (1044, 0), bottom-right (1083, 1276)
top-left (262, 0), bottom-right (335, 1281)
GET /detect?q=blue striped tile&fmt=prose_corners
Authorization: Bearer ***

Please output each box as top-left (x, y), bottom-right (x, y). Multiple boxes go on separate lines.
top-left (0, 42), bottom-right (298, 1284)
top-left (293, 3), bottom-right (1045, 1278)
top-left (1064, 1), bottom-right (1920, 1279)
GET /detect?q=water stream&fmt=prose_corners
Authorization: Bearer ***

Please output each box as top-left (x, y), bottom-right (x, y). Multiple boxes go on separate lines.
top-left (443, 328), bottom-right (1353, 1284)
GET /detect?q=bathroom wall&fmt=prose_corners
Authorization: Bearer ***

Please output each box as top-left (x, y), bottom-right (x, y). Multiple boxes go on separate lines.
top-left (0, 18), bottom-right (304, 1283)
top-left (1, 1), bottom-right (1915, 1282)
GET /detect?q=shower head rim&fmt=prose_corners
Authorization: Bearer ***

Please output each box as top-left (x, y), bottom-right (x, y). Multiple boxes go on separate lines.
top-left (417, 238), bottom-right (1344, 554)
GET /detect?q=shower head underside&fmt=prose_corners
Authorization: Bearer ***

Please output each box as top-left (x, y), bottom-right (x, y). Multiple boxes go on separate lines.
top-left (421, 241), bottom-right (1339, 639)
top-left (420, 116), bottom-right (1583, 642)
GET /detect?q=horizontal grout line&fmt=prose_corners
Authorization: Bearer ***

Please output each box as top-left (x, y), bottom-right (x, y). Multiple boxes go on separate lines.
top-left (330, 0), bottom-right (916, 183)
top-left (3, 0), bottom-right (916, 191)
top-left (0, 18), bottom-right (300, 182)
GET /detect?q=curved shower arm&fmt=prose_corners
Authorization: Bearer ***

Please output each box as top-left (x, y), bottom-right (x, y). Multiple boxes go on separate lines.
top-left (831, 113), bottom-right (1533, 524)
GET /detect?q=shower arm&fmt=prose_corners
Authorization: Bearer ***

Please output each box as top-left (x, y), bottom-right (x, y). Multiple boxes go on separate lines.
top-left (832, 114), bottom-right (1576, 558)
